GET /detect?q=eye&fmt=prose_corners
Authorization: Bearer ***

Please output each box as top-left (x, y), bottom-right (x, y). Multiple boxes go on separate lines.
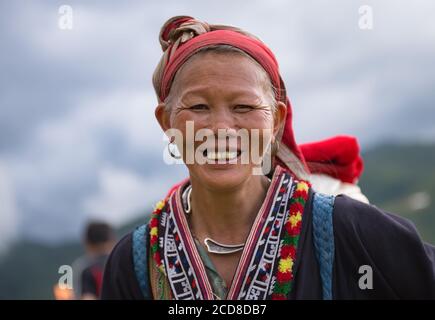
top-left (189, 104), bottom-right (209, 111)
top-left (234, 105), bottom-right (254, 112)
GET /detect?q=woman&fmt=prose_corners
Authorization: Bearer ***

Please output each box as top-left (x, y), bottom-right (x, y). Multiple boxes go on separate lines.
top-left (101, 16), bottom-right (435, 300)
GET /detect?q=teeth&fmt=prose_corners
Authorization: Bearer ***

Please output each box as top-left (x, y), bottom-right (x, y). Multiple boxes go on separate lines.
top-left (226, 151), bottom-right (237, 160)
top-left (206, 151), bottom-right (238, 161)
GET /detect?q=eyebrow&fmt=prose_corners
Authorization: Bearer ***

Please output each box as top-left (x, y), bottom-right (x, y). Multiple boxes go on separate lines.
top-left (179, 85), bottom-right (264, 102)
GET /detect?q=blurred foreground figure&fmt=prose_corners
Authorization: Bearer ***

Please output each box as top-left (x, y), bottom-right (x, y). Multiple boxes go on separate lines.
top-left (73, 221), bottom-right (116, 300)
top-left (53, 284), bottom-right (74, 300)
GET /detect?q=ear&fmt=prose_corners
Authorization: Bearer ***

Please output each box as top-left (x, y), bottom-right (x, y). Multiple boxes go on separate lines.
top-left (155, 103), bottom-right (171, 133)
top-left (273, 101), bottom-right (287, 136)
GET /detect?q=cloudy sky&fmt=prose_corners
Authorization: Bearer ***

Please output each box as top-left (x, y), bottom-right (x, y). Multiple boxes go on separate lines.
top-left (0, 0), bottom-right (434, 250)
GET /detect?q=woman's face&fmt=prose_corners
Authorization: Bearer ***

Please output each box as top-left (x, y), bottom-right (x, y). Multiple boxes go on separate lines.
top-left (156, 52), bottom-right (286, 191)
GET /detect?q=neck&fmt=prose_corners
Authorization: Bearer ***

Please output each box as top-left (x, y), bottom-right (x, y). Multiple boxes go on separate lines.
top-left (188, 175), bottom-right (271, 244)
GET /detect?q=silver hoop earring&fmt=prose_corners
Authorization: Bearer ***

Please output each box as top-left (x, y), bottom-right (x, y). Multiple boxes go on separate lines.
top-left (168, 141), bottom-right (182, 159)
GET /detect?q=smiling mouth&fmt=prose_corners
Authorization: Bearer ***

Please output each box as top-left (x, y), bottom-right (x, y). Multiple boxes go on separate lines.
top-left (203, 149), bottom-right (242, 161)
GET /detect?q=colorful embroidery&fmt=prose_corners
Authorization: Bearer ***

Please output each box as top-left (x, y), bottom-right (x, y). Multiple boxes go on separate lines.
top-left (148, 166), bottom-right (311, 300)
top-left (237, 173), bottom-right (295, 300)
top-left (162, 204), bottom-right (206, 299)
top-left (149, 200), bottom-right (165, 274)
top-left (271, 181), bottom-right (310, 300)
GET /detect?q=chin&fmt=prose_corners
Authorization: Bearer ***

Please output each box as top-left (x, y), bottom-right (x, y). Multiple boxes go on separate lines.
top-left (188, 163), bottom-right (254, 191)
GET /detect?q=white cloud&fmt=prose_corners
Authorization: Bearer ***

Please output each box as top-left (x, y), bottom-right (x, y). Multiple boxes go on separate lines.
top-left (36, 89), bottom-right (164, 152)
top-left (293, 78), bottom-right (377, 144)
top-left (82, 165), bottom-right (170, 226)
top-left (3, 88), bottom-right (186, 242)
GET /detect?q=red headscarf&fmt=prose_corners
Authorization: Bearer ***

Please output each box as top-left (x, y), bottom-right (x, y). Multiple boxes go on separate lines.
top-left (153, 16), bottom-right (363, 183)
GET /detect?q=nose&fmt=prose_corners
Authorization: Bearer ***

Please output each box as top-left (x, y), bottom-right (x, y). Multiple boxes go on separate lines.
top-left (209, 107), bottom-right (237, 134)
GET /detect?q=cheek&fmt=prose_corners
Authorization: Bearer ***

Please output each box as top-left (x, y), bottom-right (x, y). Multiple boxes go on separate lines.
top-left (170, 112), bottom-right (207, 150)
top-left (238, 110), bottom-right (275, 130)
top-left (237, 111), bottom-right (275, 156)
top-left (170, 110), bottom-right (207, 129)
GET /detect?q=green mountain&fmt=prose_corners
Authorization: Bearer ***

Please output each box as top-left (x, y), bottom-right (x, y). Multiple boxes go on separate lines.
top-left (0, 142), bottom-right (434, 299)
top-left (358, 142), bottom-right (435, 244)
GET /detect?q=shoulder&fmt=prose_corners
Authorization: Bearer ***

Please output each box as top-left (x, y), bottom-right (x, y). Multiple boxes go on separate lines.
top-left (108, 233), bottom-right (133, 268)
top-left (333, 194), bottom-right (422, 243)
top-left (332, 194), bottom-right (431, 258)
top-left (101, 232), bottom-right (144, 300)
top-left (102, 233), bottom-right (133, 283)
top-left (331, 194), bottom-right (435, 298)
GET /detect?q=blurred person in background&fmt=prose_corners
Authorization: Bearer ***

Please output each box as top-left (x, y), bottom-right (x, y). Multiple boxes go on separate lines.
top-left (72, 221), bottom-right (116, 300)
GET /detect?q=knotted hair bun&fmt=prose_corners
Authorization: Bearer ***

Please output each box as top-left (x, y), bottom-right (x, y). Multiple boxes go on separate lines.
top-left (153, 16), bottom-right (263, 103)
top-left (158, 16), bottom-right (211, 52)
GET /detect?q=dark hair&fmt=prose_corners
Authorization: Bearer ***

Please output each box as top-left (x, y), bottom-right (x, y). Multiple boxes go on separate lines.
top-left (84, 221), bottom-right (115, 245)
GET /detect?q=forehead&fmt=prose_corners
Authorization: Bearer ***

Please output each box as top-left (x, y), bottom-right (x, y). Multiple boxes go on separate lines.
top-left (171, 52), bottom-right (270, 99)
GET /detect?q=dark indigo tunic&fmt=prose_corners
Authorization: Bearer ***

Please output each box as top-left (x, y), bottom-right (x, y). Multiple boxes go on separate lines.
top-left (101, 189), bottom-right (435, 299)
